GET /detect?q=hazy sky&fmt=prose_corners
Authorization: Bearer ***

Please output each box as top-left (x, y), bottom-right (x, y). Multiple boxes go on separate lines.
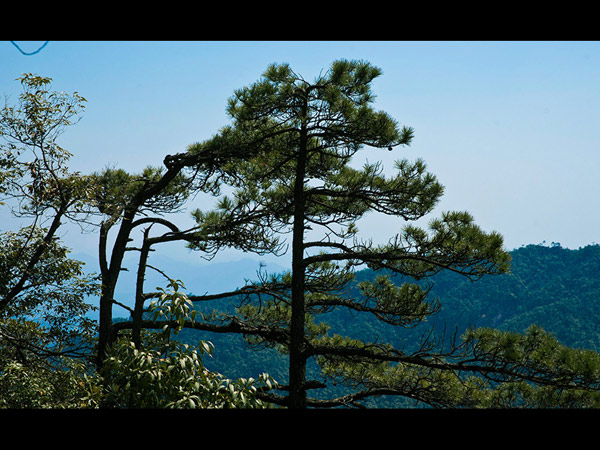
top-left (2, 40), bottom-right (600, 266)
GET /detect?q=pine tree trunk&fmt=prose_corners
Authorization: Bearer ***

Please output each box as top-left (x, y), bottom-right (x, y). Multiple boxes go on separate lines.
top-left (288, 107), bottom-right (308, 409)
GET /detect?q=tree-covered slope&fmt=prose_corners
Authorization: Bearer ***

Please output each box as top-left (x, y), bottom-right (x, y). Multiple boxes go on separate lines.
top-left (168, 243), bottom-right (600, 404)
top-left (425, 243), bottom-right (600, 352)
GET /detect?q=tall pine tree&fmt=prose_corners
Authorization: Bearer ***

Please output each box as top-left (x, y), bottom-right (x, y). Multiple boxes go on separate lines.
top-left (182, 60), bottom-right (519, 408)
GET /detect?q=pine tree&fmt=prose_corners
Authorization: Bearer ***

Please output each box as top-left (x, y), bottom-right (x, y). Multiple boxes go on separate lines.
top-left (183, 60), bottom-right (519, 408)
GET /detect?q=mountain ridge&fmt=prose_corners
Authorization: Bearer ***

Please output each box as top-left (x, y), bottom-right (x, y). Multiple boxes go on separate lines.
top-left (158, 244), bottom-right (600, 389)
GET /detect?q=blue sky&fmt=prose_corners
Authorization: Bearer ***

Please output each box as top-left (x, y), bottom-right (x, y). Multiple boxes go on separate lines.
top-left (2, 41), bottom-right (600, 267)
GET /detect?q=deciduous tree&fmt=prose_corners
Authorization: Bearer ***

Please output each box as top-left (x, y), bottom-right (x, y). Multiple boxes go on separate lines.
top-left (0, 74), bottom-right (99, 406)
top-left (0, 74), bottom-right (98, 358)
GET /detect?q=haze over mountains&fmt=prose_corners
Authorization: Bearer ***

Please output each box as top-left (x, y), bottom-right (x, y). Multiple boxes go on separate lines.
top-left (73, 250), bottom-right (288, 319)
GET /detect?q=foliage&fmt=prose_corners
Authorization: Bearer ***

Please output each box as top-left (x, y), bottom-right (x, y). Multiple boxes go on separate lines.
top-left (0, 73), bottom-right (95, 216)
top-left (0, 316), bottom-right (95, 408)
top-left (0, 73), bottom-right (99, 319)
top-left (0, 358), bottom-right (92, 408)
top-left (92, 280), bottom-right (276, 408)
top-left (0, 74), bottom-right (100, 408)
top-left (0, 227), bottom-right (98, 342)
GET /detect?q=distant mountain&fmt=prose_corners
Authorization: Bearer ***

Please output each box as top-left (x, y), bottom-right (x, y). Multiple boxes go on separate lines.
top-left (73, 250), bottom-right (288, 318)
top-left (172, 243), bottom-right (600, 403)
top-left (333, 243), bottom-right (600, 353)
top-left (425, 243), bottom-right (600, 352)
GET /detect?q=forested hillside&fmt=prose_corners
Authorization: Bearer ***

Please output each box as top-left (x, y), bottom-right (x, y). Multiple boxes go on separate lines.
top-left (171, 243), bottom-right (600, 406)
top-left (422, 243), bottom-right (600, 352)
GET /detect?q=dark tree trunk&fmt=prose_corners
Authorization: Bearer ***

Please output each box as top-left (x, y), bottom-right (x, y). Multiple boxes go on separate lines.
top-left (289, 103), bottom-right (308, 409)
